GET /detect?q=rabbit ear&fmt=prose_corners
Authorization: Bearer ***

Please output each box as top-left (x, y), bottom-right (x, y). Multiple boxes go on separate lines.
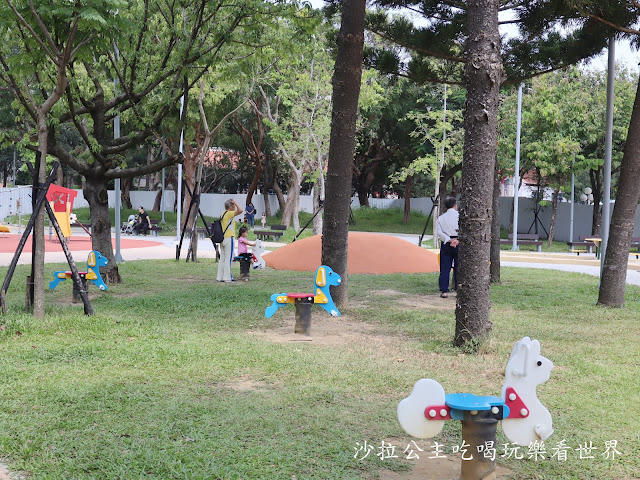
top-left (507, 337), bottom-right (532, 378)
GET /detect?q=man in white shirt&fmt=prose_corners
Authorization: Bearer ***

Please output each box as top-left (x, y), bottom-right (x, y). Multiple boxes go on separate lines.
top-left (436, 196), bottom-right (459, 298)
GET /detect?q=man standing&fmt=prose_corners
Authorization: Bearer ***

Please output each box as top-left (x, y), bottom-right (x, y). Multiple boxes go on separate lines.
top-left (437, 196), bottom-right (459, 298)
top-left (133, 206), bottom-right (152, 235)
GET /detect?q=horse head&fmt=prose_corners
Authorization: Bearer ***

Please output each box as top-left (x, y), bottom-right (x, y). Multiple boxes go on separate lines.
top-left (91, 250), bottom-right (109, 268)
top-left (316, 266), bottom-right (341, 288)
top-left (501, 337), bottom-right (554, 445)
top-left (253, 240), bottom-right (265, 256)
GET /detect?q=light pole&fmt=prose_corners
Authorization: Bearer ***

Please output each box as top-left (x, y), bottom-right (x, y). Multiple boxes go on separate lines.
top-left (114, 46), bottom-right (123, 263)
top-left (600, 36), bottom-right (615, 274)
top-left (512, 83), bottom-right (523, 251)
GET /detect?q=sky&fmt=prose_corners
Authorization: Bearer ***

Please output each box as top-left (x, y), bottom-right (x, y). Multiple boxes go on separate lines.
top-left (307, 0), bottom-right (639, 74)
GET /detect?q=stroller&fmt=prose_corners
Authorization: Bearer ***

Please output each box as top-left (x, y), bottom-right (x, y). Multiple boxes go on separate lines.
top-left (121, 214), bottom-right (137, 234)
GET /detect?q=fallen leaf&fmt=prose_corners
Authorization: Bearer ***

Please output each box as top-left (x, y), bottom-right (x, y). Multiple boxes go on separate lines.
top-left (184, 437), bottom-right (195, 443)
top-left (0, 325), bottom-right (5, 330)
top-left (15, 331), bottom-right (21, 336)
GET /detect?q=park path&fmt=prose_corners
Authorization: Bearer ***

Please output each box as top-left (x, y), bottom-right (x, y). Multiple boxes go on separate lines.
top-left (1, 226), bottom-right (639, 286)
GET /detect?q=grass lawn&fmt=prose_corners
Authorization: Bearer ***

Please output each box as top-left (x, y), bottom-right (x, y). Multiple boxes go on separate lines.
top-left (0, 260), bottom-right (638, 479)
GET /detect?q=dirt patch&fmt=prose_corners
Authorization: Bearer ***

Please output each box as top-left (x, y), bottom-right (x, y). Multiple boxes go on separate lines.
top-left (397, 294), bottom-right (455, 311)
top-left (353, 290), bottom-right (455, 312)
top-left (0, 463), bottom-right (18, 480)
top-left (219, 375), bottom-right (276, 392)
top-left (376, 456), bottom-right (513, 480)
top-left (251, 314), bottom-right (401, 347)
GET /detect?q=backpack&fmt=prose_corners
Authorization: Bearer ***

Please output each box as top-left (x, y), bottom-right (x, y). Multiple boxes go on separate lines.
top-left (210, 212), bottom-right (232, 243)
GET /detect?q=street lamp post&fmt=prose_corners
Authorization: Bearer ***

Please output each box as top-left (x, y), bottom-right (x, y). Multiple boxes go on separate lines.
top-left (512, 83), bottom-right (523, 251)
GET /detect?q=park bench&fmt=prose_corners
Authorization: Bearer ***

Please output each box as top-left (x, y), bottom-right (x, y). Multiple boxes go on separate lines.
top-left (270, 225), bottom-right (287, 231)
top-left (567, 235), bottom-right (599, 255)
top-left (254, 229), bottom-right (284, 241)
top-left (149, 219), bottom-right (162, 236)
top-left (500, 234), bottom-right (543, 252)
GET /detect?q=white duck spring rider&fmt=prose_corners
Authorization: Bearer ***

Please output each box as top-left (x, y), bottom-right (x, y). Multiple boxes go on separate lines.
top-left (398, 337), bottom-right (553, 480)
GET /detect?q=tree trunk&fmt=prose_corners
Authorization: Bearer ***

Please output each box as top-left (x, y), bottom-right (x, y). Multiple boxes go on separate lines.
top-left (321, 0), bottom-right (365, 308)
top-left (84, 176), bottom-right (121, 284)
top-left (281, 169), bottom-right (302, 230)
top-left (490, 158), bottom-right (501, 284)
top-left (153, 188), bottom-right (163, 212)
top-left (245, 156), bottom-right (263, 206)
top-left (547, 187), bottom-right (560, 246)
top-left (33, 113), bottom-right (48, 318)
top-left (121, 177), bottom-right (133, 209)
top-left (55, 164), bottom-right (63, 186)
top-left (403, 175), bottom-right (413, 224)
top-left (454, 0), bottom-right (503, 350)
top-left (262, 160), bottom-right (276, 217)
top-left (312, 176), bottom-right (324, 235)
top-left (273, 180), bottom-right (286, 213)
top-left (598, 79), bottom-right (640, 307)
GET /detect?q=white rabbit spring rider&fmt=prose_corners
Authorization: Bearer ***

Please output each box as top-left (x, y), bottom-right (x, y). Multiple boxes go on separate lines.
top-left (397, 337), bottom-right (553, 480)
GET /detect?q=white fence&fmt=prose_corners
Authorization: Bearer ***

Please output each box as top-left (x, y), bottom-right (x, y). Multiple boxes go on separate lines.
top-left (2, 186), bottom-right (638, 242)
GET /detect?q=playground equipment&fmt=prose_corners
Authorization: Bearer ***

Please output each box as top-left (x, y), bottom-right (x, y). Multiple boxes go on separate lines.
top-left (46, 184), bottom-right (78, 240)
top-left (1, 160), bottom-right (94, 316)
top-left (232, 240), bottom-right (266, 281)
top-left (50, 251), bottom-right (108, 302)
top-left (397, 337), bottom-right (553, 480)
top-left (252, 240), bottom-right (266, 269)
top-left (265, 265), bottom-right (341, 334)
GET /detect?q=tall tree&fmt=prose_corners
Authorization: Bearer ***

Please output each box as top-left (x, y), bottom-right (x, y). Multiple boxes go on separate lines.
top-left (367, 0), bottom-right (617, 348)
top-left (4, 0), bottom-right (293, 283)
top-left (0, 0), bottom-right (124, 316)
top-left (321, 0), bottom-right (366, 307)
top-left (452, 0), bottom-right (504, 348)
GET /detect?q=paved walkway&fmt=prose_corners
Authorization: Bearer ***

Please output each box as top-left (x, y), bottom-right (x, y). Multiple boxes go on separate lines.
top-left (2, 226), bottom-right (639, 286)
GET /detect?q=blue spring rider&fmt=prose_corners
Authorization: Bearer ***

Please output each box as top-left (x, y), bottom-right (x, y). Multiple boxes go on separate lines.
top-left (265, 265), bottom-right (342, 318)
top-left (49, 250), bottom-right (108, 291)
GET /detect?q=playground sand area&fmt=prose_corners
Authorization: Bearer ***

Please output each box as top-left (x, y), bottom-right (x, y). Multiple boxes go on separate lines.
top-left (265, 232), bottom-right (439, 274)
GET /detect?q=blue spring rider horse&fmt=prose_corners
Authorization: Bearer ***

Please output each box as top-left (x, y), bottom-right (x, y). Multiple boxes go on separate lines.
top-left (265, 265), bottom-right (342, 318)
top-left (49, 250), bottom-right (108, 291)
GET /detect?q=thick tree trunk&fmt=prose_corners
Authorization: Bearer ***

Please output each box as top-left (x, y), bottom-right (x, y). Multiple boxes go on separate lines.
top-left (84, 177), bottom-right (121, 284)
top-left (490, 159), bottom-right (501, 284)
top-left (454, 0), bottom-right (503, 349)
top-left (548, 188), bottom-right (560, 246)
top-left (403, 175), bottom-right (413, 224)
top-left (598, 79), bottom-right (640, 307)
top-left (321, 0), bottom-right (365, 308)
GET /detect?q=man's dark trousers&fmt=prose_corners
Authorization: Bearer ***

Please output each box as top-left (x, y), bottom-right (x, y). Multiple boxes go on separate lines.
top-left (439, 241), bottom-right (458, 293)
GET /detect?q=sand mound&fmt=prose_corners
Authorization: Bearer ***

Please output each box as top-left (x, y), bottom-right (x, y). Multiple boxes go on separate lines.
top-left (264, 232), bottom-right (439, 274)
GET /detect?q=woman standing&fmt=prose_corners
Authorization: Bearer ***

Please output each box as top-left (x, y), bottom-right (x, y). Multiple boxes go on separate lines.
top-left (216, 199), bottom-right (243, 283)
top-left (245, 202), bottom-right (256, 228)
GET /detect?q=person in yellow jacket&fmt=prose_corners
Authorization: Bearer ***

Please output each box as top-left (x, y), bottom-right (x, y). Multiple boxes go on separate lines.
top-left (216, 199), bottom-right (243, 283)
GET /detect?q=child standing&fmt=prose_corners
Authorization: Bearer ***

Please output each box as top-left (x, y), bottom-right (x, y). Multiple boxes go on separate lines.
top-left (260, 211), bottom-right (267, 228)
top-left (237, 226), bottom-right (256, 281)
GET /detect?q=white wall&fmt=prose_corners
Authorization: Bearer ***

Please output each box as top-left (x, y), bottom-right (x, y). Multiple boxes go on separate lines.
top-left (2, 187), bottom-right (637, 242)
